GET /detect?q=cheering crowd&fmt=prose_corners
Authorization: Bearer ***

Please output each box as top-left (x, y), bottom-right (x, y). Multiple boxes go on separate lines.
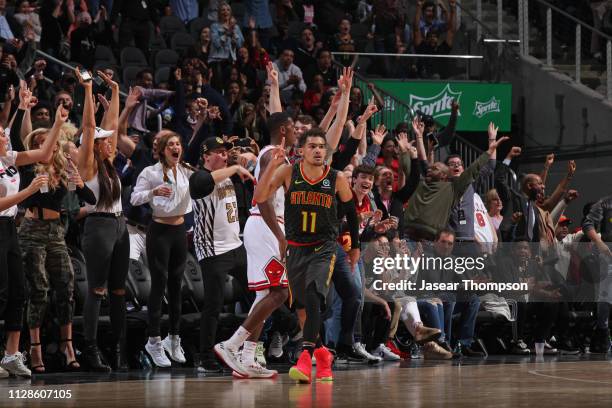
top-left (1, 0), bottom-right (611, 382)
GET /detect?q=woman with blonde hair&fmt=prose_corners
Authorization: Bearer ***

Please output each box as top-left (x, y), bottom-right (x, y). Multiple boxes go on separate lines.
top-left (17, 119), bottom-right (95, 374)
top-left (485, 188), bottom-right (503, 230)
top-left (130, 131), bottom-right (196, 367)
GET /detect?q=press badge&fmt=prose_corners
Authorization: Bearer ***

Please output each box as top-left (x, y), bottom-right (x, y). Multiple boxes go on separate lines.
top-left (458, 209), bottom-right (467, 225)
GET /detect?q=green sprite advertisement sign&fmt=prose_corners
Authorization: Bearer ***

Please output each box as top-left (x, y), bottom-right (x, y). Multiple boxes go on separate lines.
top-left (369, 80), bottom-right (512, 132)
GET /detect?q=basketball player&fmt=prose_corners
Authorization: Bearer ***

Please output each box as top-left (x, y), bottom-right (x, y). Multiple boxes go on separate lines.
top-left (213, 112), bottom-right (296, 379)
top-left (254, 128), bottom-right (361, 383)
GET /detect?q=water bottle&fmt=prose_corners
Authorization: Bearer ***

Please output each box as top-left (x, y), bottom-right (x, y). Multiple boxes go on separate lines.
top-left (67, 170), bottom-right (76, 191)
top-left (39, 172), bottom-right (49, 193)
top-left (139, 350), bottom-right (152, 370)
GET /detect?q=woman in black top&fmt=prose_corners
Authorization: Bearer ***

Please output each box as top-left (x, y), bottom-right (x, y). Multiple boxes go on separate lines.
top-left (10, 100), bottom-right (95, 373)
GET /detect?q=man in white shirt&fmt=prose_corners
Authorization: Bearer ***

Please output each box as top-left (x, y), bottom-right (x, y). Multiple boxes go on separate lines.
top-left (273, 48), bottom-right (307, 104)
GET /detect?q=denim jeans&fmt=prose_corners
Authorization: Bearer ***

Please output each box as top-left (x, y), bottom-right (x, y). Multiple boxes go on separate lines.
top-left (444, 294), bottom-right (481, 347)
top-left (417, 300), bottom-right (445, 341)
top-left (323, 244), bottom-right (360, 347)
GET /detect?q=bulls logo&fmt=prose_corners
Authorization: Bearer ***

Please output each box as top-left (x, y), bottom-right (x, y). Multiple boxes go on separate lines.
top-left (264, 257), bottom-right (287, 286)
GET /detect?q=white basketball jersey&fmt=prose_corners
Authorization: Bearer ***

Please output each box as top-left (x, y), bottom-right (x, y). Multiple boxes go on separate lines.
top-left (192, 177), bottom-right (242, 260)
top-left (251, 145), bottom-right (286, 218)
top-left (473, 193), bottom-right (496, 244)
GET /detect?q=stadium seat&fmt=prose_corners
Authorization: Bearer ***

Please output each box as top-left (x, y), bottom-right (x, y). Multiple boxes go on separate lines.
top-left (155, 66), bottom-right (171, 84)
top-left (123, 66), bottom-right (144, 87)
top-left (126, 259), bottom-right (152, 311)
top-left (170, 32), bottom-right (196, 57)
top-left (154, 49), bottom-right (179, 70)
top-left (160, 15), bottom-right (187, 43)
top-left (94, 45), bottom-right (117, 66)
top-left (120, 46), bottom-right (148, 68)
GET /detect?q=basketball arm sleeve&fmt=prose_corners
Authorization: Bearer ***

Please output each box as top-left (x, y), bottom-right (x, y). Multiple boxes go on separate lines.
top-left (342, 199), bottom-right (361, 249)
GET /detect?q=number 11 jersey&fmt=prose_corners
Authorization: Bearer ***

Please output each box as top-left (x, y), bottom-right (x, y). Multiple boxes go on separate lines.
top-left (284, 162), bottom-right (339, 245)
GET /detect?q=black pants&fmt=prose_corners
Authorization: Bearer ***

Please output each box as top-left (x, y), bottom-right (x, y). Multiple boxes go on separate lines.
top-left (363, 302), bottom-right (391, 351)
top-left (0, 217), bottom-right (25, 332)
top-left (199, 245), bottom-right (248, 354)
top-left (82, 216), bottom-right (130, 342)
top-left (118, 19), bottom-right (151, 57)
top-left (517, 302), bottom-right (559, 342)
top-left (146, 222), bottom-right (187, 337)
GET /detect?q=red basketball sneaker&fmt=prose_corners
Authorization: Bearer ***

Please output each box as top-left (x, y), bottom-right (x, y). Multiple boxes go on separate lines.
top-left (289, 350), bottom-right (312, 383)
top-left (313, 346), bottom-right (334, 382)
top-left (385, 340), bottom-right (409, 360)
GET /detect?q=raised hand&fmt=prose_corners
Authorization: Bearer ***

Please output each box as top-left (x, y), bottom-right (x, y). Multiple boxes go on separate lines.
top-left (507, 146), bottom-right (522, 159)
top-left (567, 160), bottom-right (576, 178)
top-left (125, 86), bottom-right (142, 109)
top-left (97, 94), bottom-right (110, 111)
top-left (55, 104), bottom-right (69, 125)
top-left (266, 61), bottom-right (278, 86)
top-left (487, 121), bottom-right (498, 141)
top-left (97, 69), bottom-right (119, 90)
top-left (545, 153), bottom-right (555, 167)
top-left (338, 67), bottom-right (354, 94)
top-left (564, 189), bottom-right (579, 203)
top-left (270, 137), bottom-right (287, 167)
top-left (370, 124), bottom-right (387, 145)
top-left (358, 96), bottom-right (378, 124)
top-left (412, 116), bottom-right (424, 138)
top-left (396, 132), bottom-right (411, 153)
top-left (487, 136), bottom-right (510, 154)
top-left (74, 67), bottom-right (91, 88)
top-left (18, 80), bottom-right (32, 110)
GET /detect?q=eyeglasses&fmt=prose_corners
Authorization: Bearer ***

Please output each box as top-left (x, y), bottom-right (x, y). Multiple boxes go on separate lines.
top-left (447, 162), bottom-right (463, 168)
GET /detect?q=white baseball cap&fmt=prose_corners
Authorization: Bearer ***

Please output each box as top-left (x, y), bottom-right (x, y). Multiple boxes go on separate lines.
top-left (79, 127), bottom-right (114, 145)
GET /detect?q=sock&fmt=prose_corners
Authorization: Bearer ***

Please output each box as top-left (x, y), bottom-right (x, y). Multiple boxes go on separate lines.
top-left (226, 326), bottom-right (251, 351)
top-left (149, 336), bottom-right (161, 345)
top-left (303, 342), bottom-right (315, 357)
top-left (242, 341), bottom-right (257, 364)
top-left (401, 302), bottom-right (421, 336)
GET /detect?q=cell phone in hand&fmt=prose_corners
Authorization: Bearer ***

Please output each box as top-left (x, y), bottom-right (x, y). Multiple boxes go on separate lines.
top-left (93, 75), bottom-right (104, 86)
top-left (81, 70), bottom-right (92, 82)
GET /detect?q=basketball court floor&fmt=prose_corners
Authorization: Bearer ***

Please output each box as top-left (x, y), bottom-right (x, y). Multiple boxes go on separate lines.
top-left (1, 355), bottom-right (611, 407)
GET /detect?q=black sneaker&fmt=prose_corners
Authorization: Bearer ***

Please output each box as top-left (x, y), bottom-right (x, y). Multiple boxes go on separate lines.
top-left (197, 352), bottom-right (223, 373)
top-left (509, 340), bottom-right (530, 355)
top-left (553, 339), bottom-right (580, 355)
top-left (458, 344), bottom-right (485, 358)
top-left (335, 343), bottom-right (368, 364)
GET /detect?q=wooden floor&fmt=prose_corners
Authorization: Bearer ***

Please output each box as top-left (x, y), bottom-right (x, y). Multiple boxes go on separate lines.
top-left (1, 356), bottom-right (612, 407)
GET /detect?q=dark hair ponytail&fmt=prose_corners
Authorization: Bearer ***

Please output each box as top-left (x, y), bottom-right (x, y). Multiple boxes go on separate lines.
top-left (94, 150), bottom-right (120, 209)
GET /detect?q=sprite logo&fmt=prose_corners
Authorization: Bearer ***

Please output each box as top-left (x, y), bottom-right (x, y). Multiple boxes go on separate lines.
top-left (473, 97), bottom-right (501, 118)
top-left (409, 84), bottom-right (462, 119)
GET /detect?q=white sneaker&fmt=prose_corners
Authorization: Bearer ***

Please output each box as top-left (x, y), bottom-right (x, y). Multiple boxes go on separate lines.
top-left (0, 352), bottom-right (31, 378)
top-left (214, 341), bottom-right (247, 376)
top-left (239, 359), bottom-right (278, 379)
top-left (145, 340), bottom-right (172, 368)
top-left (268, 332), bottom-right (287, 359)
top-left (0, 366), bottom-right (8, 378)
top-left (355, 342), bottom-right (382, 363)
top-left (373, 343), bottom-right (401, 361)
top-left (162, 336), bottom-right (186, 363)
top-left (255, 342), bottom-right (267, 367)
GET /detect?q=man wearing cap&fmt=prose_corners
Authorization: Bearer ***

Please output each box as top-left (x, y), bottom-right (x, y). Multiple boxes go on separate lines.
top-left (189, 137), bottom-right (255, 373)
